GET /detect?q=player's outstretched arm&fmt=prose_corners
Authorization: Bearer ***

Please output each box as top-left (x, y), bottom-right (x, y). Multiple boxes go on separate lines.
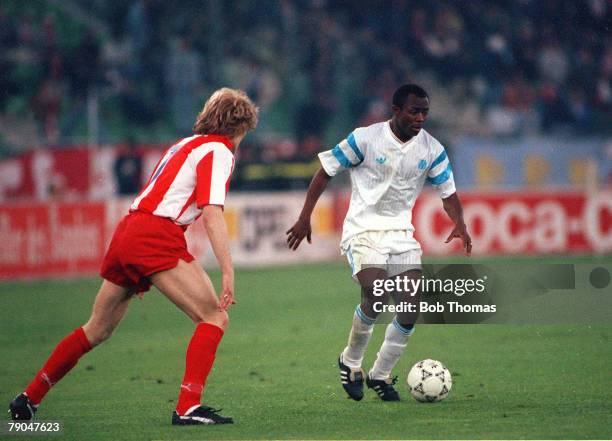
top-left (201, 205), bottom-right (235, 310)
top-left (442, 192), bottom-right (472, 256)
top-left (286, 168), bottom-right (332, 250)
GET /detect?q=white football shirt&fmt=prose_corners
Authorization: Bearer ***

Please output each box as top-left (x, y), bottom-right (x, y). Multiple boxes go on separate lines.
top-left (318, 120), bottom-right (455, 249)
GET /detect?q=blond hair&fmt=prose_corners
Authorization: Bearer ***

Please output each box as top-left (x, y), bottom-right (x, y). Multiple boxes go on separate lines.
top-left (193, 88), bottom-right (259, 138)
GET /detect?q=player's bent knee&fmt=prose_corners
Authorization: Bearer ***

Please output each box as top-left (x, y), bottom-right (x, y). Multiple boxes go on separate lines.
top-left (207, 310), bottom-right (229, 330)
top-left (83, 323), bottom-right (114, 347)
top-left (190, 308), bottom-right (229, 330)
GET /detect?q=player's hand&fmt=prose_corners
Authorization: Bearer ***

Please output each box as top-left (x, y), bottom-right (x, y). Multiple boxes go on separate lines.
top-left (286, 217), bottom-right (312, 250)
top-left (445, 223), bottom-right (472, 256)
top-left (218, 272), bottom-right (235, 310)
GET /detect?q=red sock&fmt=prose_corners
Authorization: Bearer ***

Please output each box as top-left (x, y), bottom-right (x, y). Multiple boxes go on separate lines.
top-left (25, 327), bottom-right (92, 405)
top-left (176, 322), bottom-right (224, 415)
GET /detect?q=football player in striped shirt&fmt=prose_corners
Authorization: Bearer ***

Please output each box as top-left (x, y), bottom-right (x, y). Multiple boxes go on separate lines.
top-left (9, 88), bottom-right (258, 425)
top-left (287, 84), bottom-right (471, 401)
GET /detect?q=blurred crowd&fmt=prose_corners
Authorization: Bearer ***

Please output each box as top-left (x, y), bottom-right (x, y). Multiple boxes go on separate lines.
top-left (0, 0), bottom-right (610, 188)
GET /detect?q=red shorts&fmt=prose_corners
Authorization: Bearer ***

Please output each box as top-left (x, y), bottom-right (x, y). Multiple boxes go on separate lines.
top-left (100, 211), bottom-right (194, 293)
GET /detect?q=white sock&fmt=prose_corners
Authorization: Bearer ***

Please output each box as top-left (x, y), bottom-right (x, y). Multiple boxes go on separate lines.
top-left (369, 318), bottom-right (414, 380)
top-left (341, 305), bottom-right (375, 369)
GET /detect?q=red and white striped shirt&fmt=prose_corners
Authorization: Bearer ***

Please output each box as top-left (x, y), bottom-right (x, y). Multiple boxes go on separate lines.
top-left (131, 134), bottom-right (235, 226)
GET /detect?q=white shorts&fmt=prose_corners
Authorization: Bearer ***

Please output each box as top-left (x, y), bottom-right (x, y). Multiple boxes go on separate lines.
top-left (342, 230), bottom-right (422, 280)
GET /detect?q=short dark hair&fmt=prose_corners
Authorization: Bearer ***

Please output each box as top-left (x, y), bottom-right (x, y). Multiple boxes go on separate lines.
top-left (392, 84), bottom-right (428, 108)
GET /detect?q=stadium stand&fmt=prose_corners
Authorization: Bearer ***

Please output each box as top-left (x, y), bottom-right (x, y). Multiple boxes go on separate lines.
top-left (0, 0), bottom-right (610, 189)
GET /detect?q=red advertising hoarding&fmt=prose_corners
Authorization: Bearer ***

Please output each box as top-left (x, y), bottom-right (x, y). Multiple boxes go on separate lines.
top-left (412, 190), bottom-right (612, 255)
top-left (335, 190), bottom-right (612, 255)
top-left (0, 202), bottom-right (106, 279)
top-left (0, 190), bottom-right (610, 280)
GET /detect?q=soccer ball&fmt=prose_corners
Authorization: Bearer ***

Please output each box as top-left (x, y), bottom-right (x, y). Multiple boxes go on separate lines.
top-left (406, 359), bottom-right (452, 402)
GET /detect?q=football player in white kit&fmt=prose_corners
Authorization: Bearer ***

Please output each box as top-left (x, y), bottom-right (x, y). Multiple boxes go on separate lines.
top-left (287, 84), bottom-right (471, 401)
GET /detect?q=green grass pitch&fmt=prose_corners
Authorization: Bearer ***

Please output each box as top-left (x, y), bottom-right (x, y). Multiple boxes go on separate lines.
top-left (1, 259), bottom-right (611, 440)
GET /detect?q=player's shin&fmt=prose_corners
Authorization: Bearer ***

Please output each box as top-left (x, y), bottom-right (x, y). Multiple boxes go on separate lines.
top-left (176, 322), bottom-right (224, 416)
top-left (341, 305), bottom-right (376, 369)
top-left (369, 318), bottom-right (414, 380)
top-left (24, 327), bottom-right (92, 405)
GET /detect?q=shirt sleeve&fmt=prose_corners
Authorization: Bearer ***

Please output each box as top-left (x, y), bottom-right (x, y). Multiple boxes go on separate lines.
top-left (427, 142), bottom-right (456, 199)
top-left (318, 130), bottom-right (365, 176)
top-left (194, 145), bottom-right (234, 208)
